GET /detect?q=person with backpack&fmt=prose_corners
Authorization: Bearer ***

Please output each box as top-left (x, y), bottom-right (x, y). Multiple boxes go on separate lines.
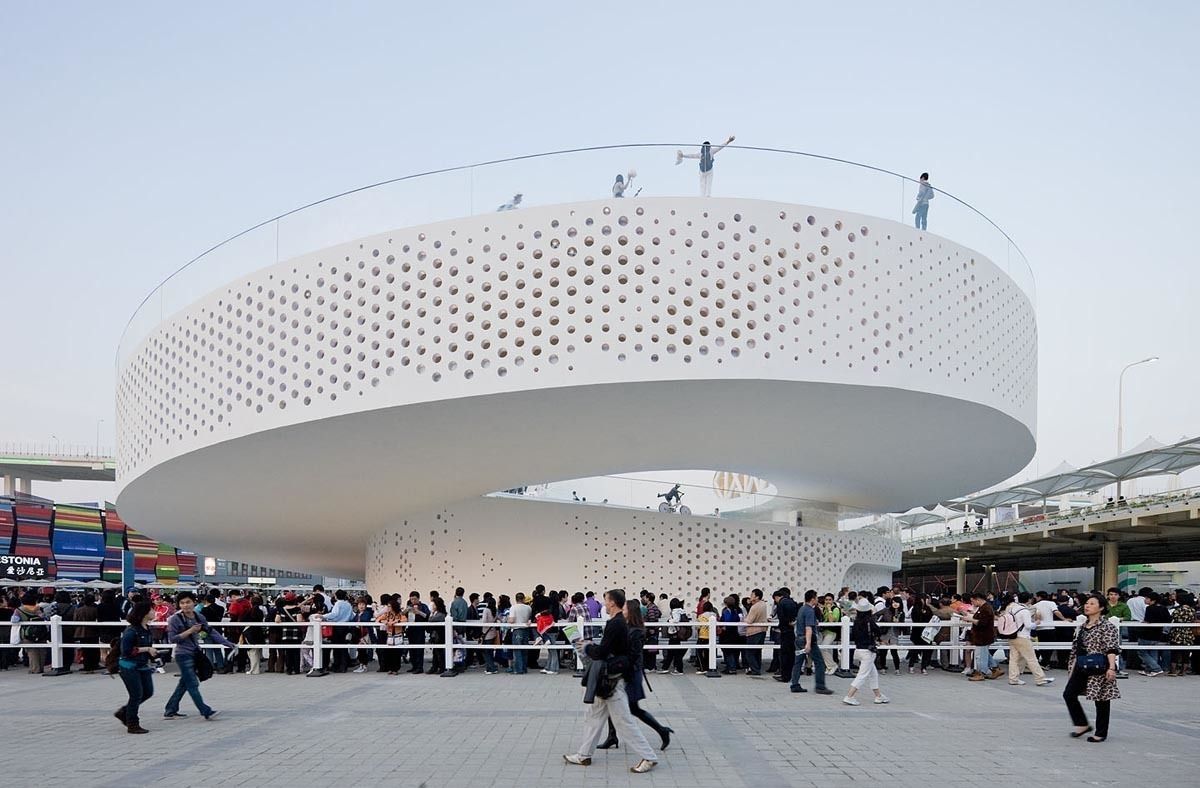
top-left (11, 591), bottom-right (49, 674)
top-left (73, 594), bottom-right (101, 673)
top-left (675, 135), bottom-right (736, 197)
top-left (112, 601), bottom-right (161, 734)
top-left (162, 591), bottom-right (235, 721)
top-left (1002, 592), bottom-right (1053, 686)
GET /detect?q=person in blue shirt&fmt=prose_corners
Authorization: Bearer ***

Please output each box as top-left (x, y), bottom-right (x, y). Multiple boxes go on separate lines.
top-left (163, 591), bottom-right (235, 720)
top-left (790, 590), bottom-right (834, 695)
top-left (114, 601), bottom-right (160, 734)
top-left (316, 589), bottom-right (355, 674)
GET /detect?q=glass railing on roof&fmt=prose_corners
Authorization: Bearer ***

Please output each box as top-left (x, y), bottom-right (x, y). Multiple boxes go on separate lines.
top-left (116, 143), bottom-right (1034, 368)
top-left (487, 472), bottom-right (901, 541)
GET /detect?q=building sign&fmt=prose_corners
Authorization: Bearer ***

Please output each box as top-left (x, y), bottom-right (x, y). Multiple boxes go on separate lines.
top-left (1, 555), bottom-right (49, 579)
top-left (248, 577), bottom-right (277, 585)
top-left (204, 557), bottom-right (217, 576)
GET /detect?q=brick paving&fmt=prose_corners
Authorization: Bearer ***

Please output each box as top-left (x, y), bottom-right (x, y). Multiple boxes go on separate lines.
top-left (1, 660), bottom-right (1197, 787)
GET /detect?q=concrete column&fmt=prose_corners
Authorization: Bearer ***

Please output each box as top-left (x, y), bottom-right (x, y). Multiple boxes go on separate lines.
top-left (1100, 541), bottom-right (1119, 592)
top-left (955, 557), bottom-right (968, 595)
top-left (2, 474), bottom-right (13, 496)
top-left (15, 477), bottom-right (33, 496)
top-left (982, 564), bottom-right (995, 594)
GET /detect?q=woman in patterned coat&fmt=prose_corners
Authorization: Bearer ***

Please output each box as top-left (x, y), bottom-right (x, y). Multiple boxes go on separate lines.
top-left (1063, 594), bottom-right (1120, 743)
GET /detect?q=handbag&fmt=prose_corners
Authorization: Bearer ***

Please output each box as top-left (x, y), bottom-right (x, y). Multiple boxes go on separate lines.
top-left (1074, 627), bottom-right (1108, 676)
top-left (194, 651), bottom-right (214, 682)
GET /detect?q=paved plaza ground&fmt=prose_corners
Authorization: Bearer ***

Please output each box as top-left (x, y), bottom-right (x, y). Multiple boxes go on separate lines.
top-left (1, 662), bottom-right (1198, 787)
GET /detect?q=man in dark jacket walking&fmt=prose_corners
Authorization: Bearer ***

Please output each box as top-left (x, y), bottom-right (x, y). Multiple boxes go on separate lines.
top-left (564, 590), bottom-right (658, 774)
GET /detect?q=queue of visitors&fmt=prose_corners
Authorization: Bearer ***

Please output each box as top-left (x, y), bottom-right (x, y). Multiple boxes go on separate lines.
top-left (4, 580), bottom-right (1197, 745)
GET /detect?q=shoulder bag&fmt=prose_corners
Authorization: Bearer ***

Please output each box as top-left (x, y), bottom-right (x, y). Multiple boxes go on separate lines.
top-left (1074, 626), bottom-right (1107, 676)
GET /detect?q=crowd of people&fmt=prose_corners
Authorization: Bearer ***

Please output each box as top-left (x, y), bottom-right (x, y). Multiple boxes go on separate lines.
top-left (4, 580), bottom-right (1197, 752)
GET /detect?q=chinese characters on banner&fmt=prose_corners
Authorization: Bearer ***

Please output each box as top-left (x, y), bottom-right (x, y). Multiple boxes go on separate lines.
top-left (0, 555), bottom-right (48, 578)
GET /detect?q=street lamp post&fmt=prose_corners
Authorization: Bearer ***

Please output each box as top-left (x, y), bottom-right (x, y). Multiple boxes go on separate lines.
top-left (1117, 356), bottom-right (1159, 497)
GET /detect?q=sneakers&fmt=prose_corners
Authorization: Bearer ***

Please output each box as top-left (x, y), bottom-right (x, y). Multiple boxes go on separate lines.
top-left (814, 687), bottom-right (834, 695)
top-left (353, 665), bottom-right (367, 674)
top-left (873, 695), bottom-right (890, 704)
top-left (1138, 670), bottom-right (1164, 677)
top-left (670, 670), bottom-right (684, 676)
top-left (961, 666), bottom-right (974, 675)
top-left (563, 754), bottom-right (591, 766)
top-left (162, 712), bottom-right (188, 719)
top-left (921, 668), bottom-right (929, 675)
top-left (790, 685), bottom-right (807, 693)
top-left (842, 696), bottom-right (860, 706)
top-left (1009, 679), bottom-right (1026, 685)
top-left (630, 759), bottom-right (657, 774)
top-left (893, 669), bottom-right (901, 676)
top-left (968, 672), bottom-right (986, 682)
top-left (656, 669), bottom-right (670, 674)
top-left (1115, 671), bottom-right (1129, 679)
top-left (908, 666), bottom-right (916, 674)
top-left (203, 710), bottom-right (221, 721)
top-left (484, 669), bottom-right (499, 675)
top-left (1036, 677), bottom-right (1056, 686)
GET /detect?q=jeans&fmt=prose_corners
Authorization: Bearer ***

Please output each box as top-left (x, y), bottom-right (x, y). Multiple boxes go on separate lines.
top-left (1064, 666), bottom-right (1110, 737)
top-left (745, 632), bottom-right (766, 674)
top-left (511, 628), bottom-right (529, 674)
top-left (723, 638), bottom-right (740, 672)
top-left (914, 202), bottom-right (928, 230)
top-left (1137, 640), bottom-right (1165, 672)
top-left (204, 644), bottom-right (226, 670)
top-left (482, 640), bottom-right (497, 672)
top-left (164, 654), bottom-right (213, 717)
top-left (119, 667), bottom-right (155, 725)
top-left (974, 644), bottom-right (998, 673)
top-left (791, 641), bottom-right (828, 689)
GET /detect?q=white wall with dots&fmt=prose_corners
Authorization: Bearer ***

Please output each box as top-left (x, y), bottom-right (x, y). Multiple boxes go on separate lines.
top-left (117, 197), bottom-right (1035, 490)
top-left (365, 496), bottom-right (899, 599)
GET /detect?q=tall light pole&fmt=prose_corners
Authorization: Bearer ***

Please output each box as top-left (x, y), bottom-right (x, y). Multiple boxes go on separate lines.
top-left (1117, 356), bottom-right (1158, 497)
top-left (95, 418), bottom-right (105, 456)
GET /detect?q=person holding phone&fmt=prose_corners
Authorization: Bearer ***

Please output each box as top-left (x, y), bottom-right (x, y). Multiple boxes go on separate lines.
top-left (164, 591), bottom-right (235, 721)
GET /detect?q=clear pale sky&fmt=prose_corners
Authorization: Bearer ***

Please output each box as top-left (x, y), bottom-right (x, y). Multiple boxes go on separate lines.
top-left (3, 2), bottom-right (1197, 506)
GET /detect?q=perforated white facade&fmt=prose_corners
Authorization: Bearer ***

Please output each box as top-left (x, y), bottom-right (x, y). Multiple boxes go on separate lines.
top-left (115, 197), bottom-right (1036, 580)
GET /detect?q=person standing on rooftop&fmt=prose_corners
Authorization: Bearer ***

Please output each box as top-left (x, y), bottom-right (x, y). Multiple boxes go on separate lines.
top-left (913, 173), bottom-right (934, 230)
top-left (676, 135), bottom-right (735, 197)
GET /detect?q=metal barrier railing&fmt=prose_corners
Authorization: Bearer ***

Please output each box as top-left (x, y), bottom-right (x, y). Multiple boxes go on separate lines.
top-left (4, 616), bottom-right (1195, 678)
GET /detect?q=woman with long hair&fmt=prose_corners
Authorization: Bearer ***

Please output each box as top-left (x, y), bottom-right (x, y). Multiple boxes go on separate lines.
top-left (114, 601), bottom-right (158, 734)
top-left (597, 599), bottom-right (674, 751)
top-left (876, 597), bottom-right (904, 674)
top-left (1064, 593), bottom-right (1120, 742)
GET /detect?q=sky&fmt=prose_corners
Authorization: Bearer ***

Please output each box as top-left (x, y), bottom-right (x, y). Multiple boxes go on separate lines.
top-left (2, 2), bottom-right (1198, 507)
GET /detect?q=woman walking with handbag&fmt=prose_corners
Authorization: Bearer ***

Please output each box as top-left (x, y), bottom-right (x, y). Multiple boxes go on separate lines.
top-left (1063, 594), bottom-right (1120, 742)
